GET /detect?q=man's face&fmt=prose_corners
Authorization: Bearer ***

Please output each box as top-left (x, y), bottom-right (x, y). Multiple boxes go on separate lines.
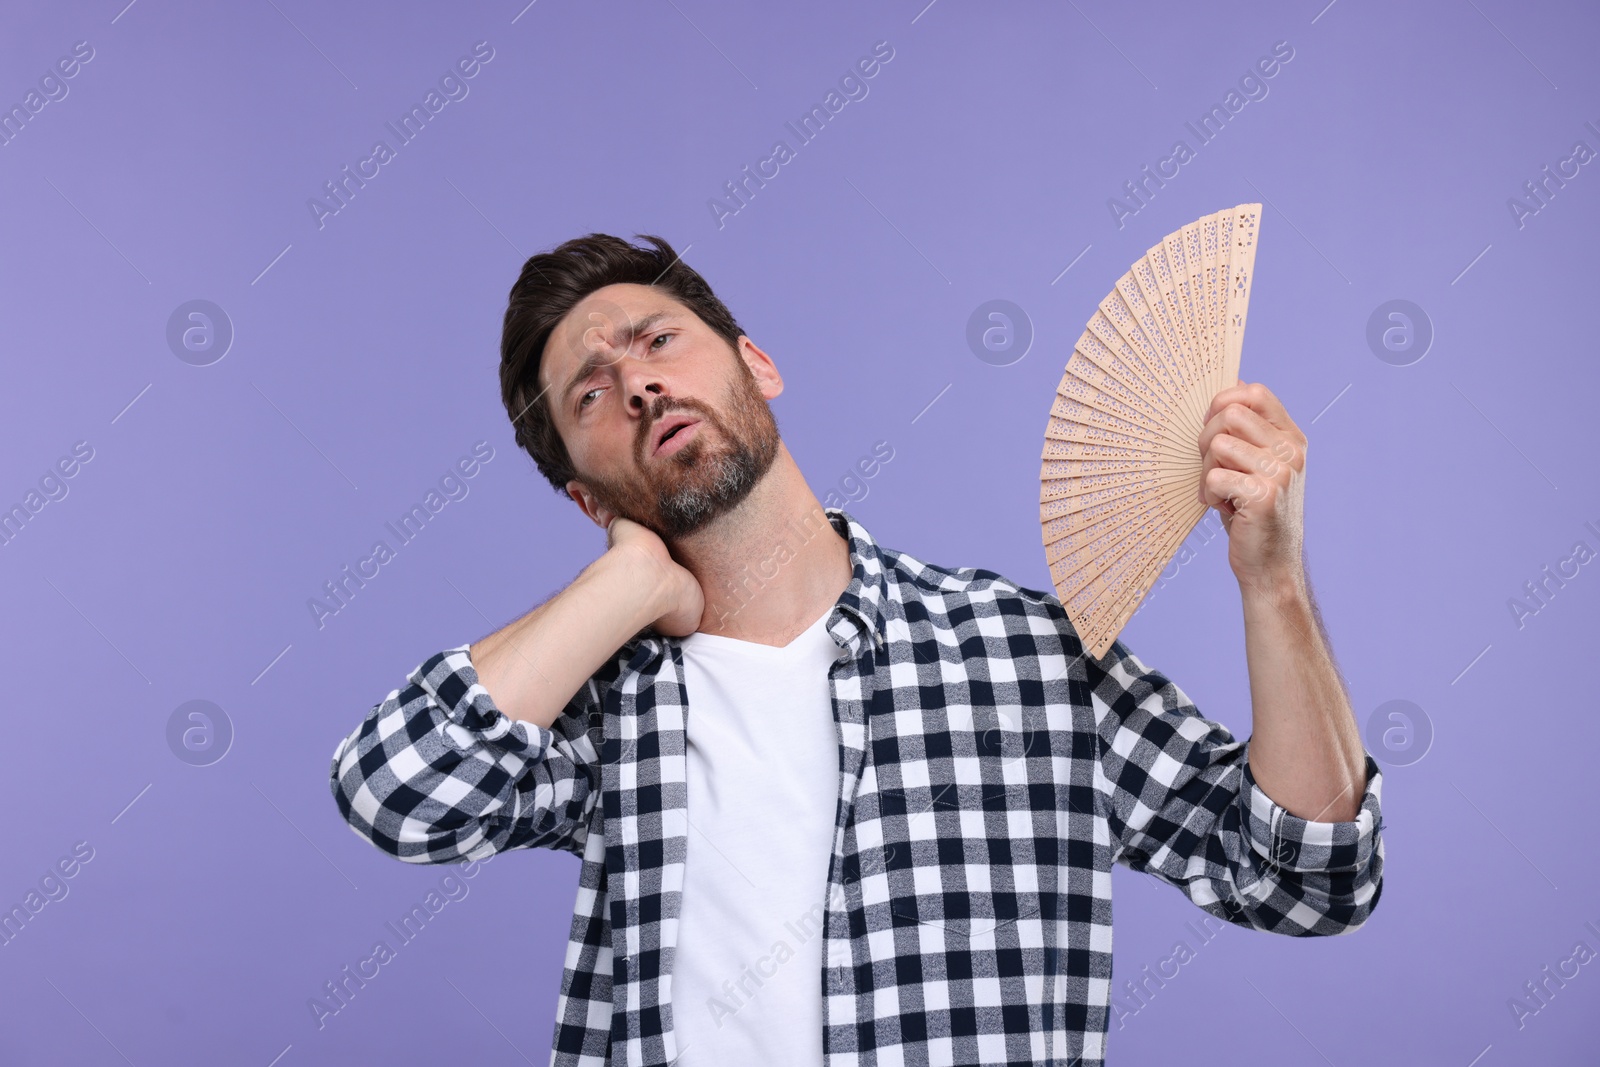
top-left (536, 282), bottom-right (783, 540)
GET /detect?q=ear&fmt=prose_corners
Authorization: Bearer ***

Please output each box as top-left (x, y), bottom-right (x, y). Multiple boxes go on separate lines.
top-left (736, 336), bottom-right (783, 401)
top-left (566, 480), bottom-right (614, 529)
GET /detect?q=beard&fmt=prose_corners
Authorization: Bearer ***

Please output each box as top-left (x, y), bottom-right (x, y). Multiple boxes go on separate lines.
top-left (577, 359), bottom-right (782, 541)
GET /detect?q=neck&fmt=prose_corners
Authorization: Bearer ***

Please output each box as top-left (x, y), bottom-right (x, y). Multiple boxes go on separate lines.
top-left (665, 443), bottom-right (853, 645)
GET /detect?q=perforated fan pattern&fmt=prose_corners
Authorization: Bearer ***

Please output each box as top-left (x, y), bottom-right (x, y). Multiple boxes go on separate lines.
top-left (1040, 202), bottom-right (1262, 658)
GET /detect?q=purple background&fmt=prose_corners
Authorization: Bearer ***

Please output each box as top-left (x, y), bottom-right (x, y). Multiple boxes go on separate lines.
top-left (3, 1), bottom-right (1597, 1063)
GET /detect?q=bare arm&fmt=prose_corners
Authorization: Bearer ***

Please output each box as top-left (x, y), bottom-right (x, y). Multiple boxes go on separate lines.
top-left (469, 517), bottom-right (705, 730)
top-left (1197, 380), bottom-right (1367, 823)
top-left (468, 549), bottom-right (659, 730)
top-left (1237, 574), bottom-right (1367, 822)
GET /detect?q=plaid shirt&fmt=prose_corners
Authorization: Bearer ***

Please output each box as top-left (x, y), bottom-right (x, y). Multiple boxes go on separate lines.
top-left (329, 506), bottom-right (1385, 1066)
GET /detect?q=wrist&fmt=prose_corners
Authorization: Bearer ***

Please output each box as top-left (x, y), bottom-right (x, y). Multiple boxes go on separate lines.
top-left (1235, 565), bottom-right (1307, 610)
top-left (580, 547), bottom-right (657, 632)
top-left (599, 545), bottom-right (674, 628)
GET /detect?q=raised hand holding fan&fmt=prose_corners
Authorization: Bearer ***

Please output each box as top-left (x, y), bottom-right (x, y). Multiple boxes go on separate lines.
top-left (1040, 202), bottom-right (1262, 659)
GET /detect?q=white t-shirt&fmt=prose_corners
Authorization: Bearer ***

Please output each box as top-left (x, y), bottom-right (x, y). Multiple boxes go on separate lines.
top-left (670, 607), bottom-right (844, 1065)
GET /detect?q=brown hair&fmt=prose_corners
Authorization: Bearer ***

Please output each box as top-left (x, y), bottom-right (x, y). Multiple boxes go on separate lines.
top-left (498, 233), bottom-right (747, 499)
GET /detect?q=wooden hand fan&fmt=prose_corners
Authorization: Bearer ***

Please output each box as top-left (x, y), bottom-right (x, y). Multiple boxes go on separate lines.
top-left (1040, 202), bottom-right (1262, 659)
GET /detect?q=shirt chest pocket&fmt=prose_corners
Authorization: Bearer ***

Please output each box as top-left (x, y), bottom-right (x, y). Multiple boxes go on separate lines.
top-left (868, 702), bottom-right (1053, 941)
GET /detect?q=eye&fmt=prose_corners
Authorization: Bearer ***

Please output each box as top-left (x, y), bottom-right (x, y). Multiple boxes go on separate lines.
top-left (577, 334), bottom-right (670, 411)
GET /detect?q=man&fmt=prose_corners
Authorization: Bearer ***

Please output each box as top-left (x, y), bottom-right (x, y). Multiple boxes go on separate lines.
top-left (328, 233), bottom-right (1384, 1066)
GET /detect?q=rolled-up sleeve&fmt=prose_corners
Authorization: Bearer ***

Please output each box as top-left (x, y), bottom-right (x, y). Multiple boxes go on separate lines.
top-left (1088, 638), bottom-right (1385, 936)
top-left (329, 642), bottom-right (612, 864)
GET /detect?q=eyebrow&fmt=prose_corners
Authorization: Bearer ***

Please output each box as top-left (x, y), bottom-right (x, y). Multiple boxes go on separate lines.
top-left (557, 310), bottom-right (672, 410)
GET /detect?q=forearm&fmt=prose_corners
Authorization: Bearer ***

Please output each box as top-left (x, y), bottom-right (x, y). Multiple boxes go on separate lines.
top-left (1236, 571), bottom-right (1368, 823)
top-left (471, 548), bottom-right (664, 731)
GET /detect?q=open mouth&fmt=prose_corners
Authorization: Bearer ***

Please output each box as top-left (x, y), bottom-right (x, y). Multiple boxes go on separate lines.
top-left (652, 417), bottom-right (701, 457)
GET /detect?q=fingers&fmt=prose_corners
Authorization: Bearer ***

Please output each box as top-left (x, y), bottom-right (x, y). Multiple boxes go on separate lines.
top-left (1197, 382), bottom-right (1307, 513)
top-left (1201, 383), bottom-right (1306, 465)
top-left (1201, 464), bottom-right (1270, 516)
top-left (1199, 397), bottom-right (1301, 461)
top-left (1199, 431), bottom-right (1294, 509)
top-left (1212, 430), bottom-right (1291, 478)
top-left (1202, 380), bottom-right (1296, 433)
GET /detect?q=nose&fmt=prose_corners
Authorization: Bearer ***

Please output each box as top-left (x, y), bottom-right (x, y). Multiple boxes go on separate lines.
top-left (615, 354), bottom-right (670, 420)
top-left (617, 361), bottom-right (676, 457)
top-left (626, 376), bottom-right (665, 413)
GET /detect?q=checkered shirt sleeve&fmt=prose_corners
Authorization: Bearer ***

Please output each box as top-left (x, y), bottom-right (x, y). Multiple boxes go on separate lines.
top-left (1089, 638), bottom-right (1385, 936)
top-left (328, 643), bottom-right (615, 863)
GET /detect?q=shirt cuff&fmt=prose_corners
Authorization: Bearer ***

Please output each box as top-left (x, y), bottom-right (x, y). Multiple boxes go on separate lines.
top-left (419, 643), bottom-right (556, 761)
top-left (1238, 745), bottom-right (1384, 874)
